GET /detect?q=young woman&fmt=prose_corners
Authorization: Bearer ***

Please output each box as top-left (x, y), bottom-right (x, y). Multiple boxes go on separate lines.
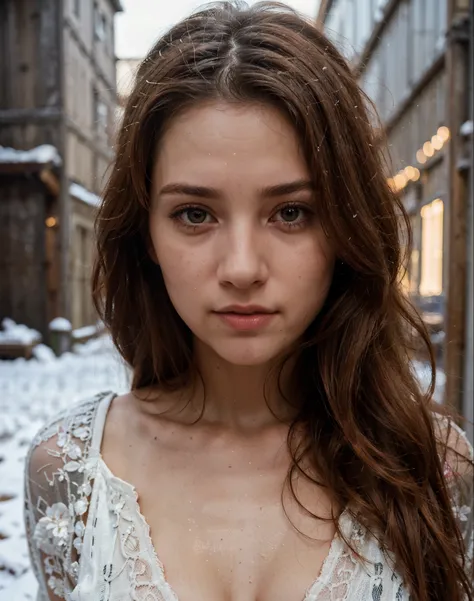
top-left (24, 3), bottom-right (473, 600)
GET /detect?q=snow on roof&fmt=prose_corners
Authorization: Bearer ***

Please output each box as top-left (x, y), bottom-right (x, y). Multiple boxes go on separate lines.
top-left (69, 182), bottom-right (102, 208)
top-left (0, 144), bottom-right (62, 166)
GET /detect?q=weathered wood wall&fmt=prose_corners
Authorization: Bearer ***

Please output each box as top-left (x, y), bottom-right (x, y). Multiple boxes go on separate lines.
top-left (0, 175), bottom-right (48, 336)
top-left (0, 0), bottom-right (62, 149)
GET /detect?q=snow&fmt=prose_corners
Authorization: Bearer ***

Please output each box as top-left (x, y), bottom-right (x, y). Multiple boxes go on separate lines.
top-left (460, 120), bottom-right (473, 137)
top-left (0, 335), bottom-right (130, 600)
top-left (0, 340), bottom-right (445, 600)
top-left (0, 144), bottom-right (61, 166)
top-left (69, 182), bottom-right (102, 208)
top-left (0, 319), bottom-right (41, 345)
top-left (49, 317), bottom-right (72, 332)
top-left (72, 325), bottom-right (100, 339)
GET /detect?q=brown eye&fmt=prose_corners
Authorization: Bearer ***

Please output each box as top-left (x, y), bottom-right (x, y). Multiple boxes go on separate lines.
top-left (185, 208), bottom-right (208, 224)
top-left (279, 206), bottom-right (302, 222)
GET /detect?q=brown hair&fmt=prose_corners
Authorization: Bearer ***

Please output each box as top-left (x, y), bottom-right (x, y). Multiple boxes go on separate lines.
top-left (93, 2), bottom-right (473, 599)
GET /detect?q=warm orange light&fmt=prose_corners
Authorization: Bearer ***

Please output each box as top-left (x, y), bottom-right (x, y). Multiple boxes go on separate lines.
top-left (394, 173), bottom-right (407, 189)
top-left (45, 217), bottom-right (57, 228)
top-left (437, 126), bottom-right (450, 141)
top-left (420, 199), bottom-right (444, 297)
top-left (411, 168), bottom-right (420, 181)
top-left (404, 166), bottom-right (416, 179)
top-left (423, 141), bottom-right (434, 157)
top-left (431, 135), bottom-right (444, 150)
top-left (416, 150), bottom-right (427, 164)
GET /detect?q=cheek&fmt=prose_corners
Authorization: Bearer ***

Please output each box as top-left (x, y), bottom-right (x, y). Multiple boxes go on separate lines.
top-left (290, 238), bottom-right (335, 292)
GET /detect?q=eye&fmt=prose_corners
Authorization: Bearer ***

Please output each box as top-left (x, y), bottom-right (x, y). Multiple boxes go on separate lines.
top-left (279, 206), bottom-right (304, 223)
top-left (171, 206), bottom-right (215, 228)
top-left (182, 208), bottom-right (209, 224)
top-left (272, 203), bottom-right (311, 228)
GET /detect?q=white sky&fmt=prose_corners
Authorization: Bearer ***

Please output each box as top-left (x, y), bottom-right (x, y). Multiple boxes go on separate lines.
top-left (116, 0), bottom-right (322, 59)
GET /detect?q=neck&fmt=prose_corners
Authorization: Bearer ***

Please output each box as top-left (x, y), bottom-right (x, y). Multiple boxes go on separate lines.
top-left (187, 341), bottom-right (296, 429)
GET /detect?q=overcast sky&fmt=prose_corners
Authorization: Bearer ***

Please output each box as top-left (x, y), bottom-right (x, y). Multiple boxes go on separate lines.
top-left (115, 0), bottom-right (322, 58)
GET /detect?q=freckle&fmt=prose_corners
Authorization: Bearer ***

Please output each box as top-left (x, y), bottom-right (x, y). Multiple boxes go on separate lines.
top-left (228, 465), bottom-right (232, 468)
top-left (154, 436), bottom-right (157, 440)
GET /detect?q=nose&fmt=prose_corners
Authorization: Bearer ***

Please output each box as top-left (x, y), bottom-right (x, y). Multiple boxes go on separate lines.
top-left (217, 222), bottom-right (268, 289)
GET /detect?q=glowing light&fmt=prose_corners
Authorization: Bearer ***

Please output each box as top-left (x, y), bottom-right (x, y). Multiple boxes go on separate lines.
top-left (437, 126), bottom-right (450, 141)
top-left (411, 168), bottom-right (420, 181)
top-left (416, 150), bottom-right (427, 164)
top-left (394, 173), bottom-right (407, 189)
top-left (404, 166), bottom-right (416, 179)
top-left (45, 217), bottom-right (57, 228)
top-left (423, 141), bottom-right (434, 157)
top-left (431, 135), bottom-right (444, 150)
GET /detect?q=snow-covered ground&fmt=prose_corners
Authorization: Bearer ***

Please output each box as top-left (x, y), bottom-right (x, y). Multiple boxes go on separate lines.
top-left (0, 336), bottom-right (130, 601)
top-left (0, 336), bottom-right (444, 601)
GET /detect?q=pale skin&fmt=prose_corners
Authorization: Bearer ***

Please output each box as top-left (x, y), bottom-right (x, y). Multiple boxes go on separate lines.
top-left (101, 101), bottom-right (338, 601)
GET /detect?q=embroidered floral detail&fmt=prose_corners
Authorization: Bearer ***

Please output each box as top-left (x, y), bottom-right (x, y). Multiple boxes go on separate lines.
top-left (24, 393), bottom-right (110, 600)
top-left (48, 574), bottom-right (66, 597)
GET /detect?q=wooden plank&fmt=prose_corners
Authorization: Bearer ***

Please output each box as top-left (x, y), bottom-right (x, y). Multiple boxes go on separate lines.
top-left (443, 0), bottom-right (470, 414)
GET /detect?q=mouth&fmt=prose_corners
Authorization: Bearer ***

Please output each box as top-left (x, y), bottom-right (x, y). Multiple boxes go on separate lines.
top-left (215, 305), bottom-right (276, 315)
top-left (213, 306), bottom-right (277, 331)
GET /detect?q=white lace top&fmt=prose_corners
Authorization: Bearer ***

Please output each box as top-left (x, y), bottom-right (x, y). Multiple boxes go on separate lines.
top-left (24, 392), bottom-right (473, 601)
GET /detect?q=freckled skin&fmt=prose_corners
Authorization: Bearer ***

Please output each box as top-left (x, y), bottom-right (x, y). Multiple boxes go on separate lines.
top-left (149, 101), bottom-right (335, 367)
top-left (102, 101), bottom-right (338, 601)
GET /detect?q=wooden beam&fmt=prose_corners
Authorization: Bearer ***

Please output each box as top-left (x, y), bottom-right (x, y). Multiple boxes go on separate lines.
top-left (443, 1), bottom-right (470, 415)
top-left (316, 0), bottom-right (331, 26)
top-left (39, 168), bottom-right (60, 196)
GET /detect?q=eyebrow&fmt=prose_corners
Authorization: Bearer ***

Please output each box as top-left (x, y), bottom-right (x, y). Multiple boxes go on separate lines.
top-left (158, 179), bottom-right (313, 199)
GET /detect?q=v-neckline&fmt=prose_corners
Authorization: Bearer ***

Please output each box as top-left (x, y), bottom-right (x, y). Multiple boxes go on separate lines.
top-left (93, 392), bottom-right (358, 601)
top-left (97, 456), bottom-right (354, 601)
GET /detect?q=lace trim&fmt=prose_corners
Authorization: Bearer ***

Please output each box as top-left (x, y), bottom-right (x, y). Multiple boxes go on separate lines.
top-left (26, 393), bottom-right (107, 599)
top-left (106, 469), bottom-right (179, 601)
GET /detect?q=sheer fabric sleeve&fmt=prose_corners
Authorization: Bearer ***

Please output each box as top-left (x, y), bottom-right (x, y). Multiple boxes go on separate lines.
top-left (23, 397), bottom-right (103, 600)
top-left (434, 414), bottom-right (473, 579)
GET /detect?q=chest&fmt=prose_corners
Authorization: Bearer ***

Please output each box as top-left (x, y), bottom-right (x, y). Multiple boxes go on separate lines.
top-left (101, 428), bottom-right (339, 601)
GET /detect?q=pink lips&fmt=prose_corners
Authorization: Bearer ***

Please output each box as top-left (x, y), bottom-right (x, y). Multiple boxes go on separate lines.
top-left (214, 306), bottom-right (277, 331)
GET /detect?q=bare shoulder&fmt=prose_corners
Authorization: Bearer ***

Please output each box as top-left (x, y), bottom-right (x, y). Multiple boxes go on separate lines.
top-left (101, 387), bottom-right (185, 471)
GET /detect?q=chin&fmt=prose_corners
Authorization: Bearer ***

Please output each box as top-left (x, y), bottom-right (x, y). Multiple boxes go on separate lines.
top-left (209, 338), bottom-right (291, 368)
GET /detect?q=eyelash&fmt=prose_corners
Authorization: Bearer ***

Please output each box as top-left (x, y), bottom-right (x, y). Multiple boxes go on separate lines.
top-left (169, 202), bottom-right (312, 232)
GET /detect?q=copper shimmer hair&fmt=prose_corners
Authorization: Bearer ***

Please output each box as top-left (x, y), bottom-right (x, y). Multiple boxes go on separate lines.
top-left (93, 2), bottom-right (473, 599)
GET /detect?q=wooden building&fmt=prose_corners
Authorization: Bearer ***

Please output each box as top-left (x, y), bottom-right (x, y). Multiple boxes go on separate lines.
top-left (0, 0), bottom-right (122, 337)
top-left (317, 0), bottom-right (473, 436)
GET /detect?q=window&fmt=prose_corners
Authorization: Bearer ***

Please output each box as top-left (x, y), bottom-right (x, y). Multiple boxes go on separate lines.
top-left (95, 7), bottom-right (108, 42)
top-left (420, 198), bottom-right (444, 296)
top-left (93, 89), bottom-right (108, 133)
top-left (73, 0), bottom-right (80, 17)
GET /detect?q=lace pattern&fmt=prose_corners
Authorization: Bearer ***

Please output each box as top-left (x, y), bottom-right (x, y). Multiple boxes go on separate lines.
top-left (24, 395), bottom-right (473, 601)
top-left (24, 393), bottom-right (108, 599)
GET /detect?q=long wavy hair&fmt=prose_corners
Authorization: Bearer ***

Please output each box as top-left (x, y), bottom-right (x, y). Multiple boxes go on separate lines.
top-left (93, 2), bottom-right (473, 599)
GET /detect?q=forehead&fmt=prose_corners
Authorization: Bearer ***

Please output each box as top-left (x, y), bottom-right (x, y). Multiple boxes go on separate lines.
top-left (153, 100), bottom-right (309, 186)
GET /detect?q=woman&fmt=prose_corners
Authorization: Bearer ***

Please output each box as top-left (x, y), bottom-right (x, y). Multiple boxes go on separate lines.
top-left (24, 2), bottom-right (473, 600)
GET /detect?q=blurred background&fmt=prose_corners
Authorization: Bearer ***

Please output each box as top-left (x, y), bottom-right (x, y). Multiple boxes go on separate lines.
top-left (0, 0), bottom-right (472, 598)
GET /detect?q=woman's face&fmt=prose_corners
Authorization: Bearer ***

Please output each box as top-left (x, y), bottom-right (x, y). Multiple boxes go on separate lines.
top-left (150, 101), bottom-right (335, 366)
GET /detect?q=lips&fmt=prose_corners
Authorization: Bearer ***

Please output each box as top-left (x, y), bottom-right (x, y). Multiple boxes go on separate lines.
top-left (215, 305), bottom-right (275, 315)
top-left (213, 306), bottom-right (277, 331)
